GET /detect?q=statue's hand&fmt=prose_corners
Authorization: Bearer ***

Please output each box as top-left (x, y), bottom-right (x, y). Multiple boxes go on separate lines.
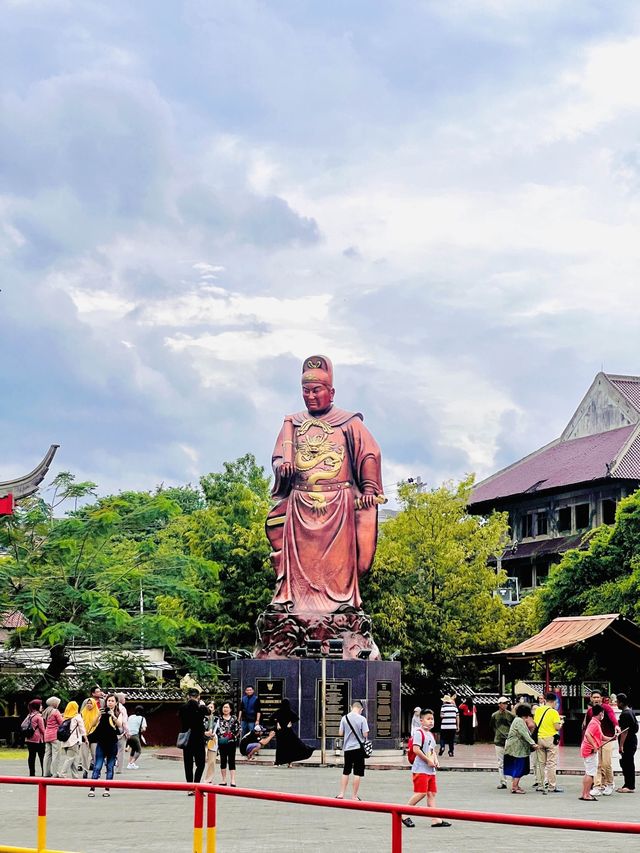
top-left (279, 462), bottom-right (294, 479)
top-left (360, 493), bottom-right (378, 509)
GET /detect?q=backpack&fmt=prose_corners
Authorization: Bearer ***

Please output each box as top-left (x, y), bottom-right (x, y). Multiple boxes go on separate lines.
top-left (21, 713), bottom-right (35, 739)
top-left (57, 719), bottom-right (73, 743)
top-left (407, 729), bottom-right (425, 764)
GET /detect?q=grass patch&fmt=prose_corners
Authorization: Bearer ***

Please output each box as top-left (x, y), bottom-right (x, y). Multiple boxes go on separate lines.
top-left (0, 747), bottom-right (26, 761)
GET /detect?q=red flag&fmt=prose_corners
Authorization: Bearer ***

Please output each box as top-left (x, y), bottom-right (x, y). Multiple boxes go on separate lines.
top-left (0, 494), bottom-right (14, 515)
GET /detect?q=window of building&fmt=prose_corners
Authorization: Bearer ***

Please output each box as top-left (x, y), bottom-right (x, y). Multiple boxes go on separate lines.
top-left (519, 564), bottom-right (533, 589)
top-left (602, 499), bottom-right (616, 525)
top-left (537, 511), bottom-right (548, 536)
top-left (535, 563), bottom-right (550, 585)
top-left (575, 503), bottom-right (590, 530)
top-left (557, 506), bottom-right (572, 532)
top-left (522, 513), bottom-right (534, 538)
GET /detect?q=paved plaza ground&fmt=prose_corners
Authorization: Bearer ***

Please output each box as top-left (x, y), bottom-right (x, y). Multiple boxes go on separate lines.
top-left (1, 749), bottom-right (639, 852)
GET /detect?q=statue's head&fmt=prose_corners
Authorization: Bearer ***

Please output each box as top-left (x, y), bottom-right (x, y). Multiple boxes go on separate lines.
top-left (301, 355), bottom-right (334, 414)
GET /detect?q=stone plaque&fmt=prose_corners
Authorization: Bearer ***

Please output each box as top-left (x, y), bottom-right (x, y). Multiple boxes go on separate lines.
top-left (376, 680), bottom-right (392, 738)
top-left (256, 678), bottom-right (285, 722)
top-left (316, 679), bottom-right (350, 739)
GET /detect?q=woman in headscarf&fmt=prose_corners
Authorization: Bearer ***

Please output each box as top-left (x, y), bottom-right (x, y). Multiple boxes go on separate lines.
top-left (42, 696), bottom-right (64, 777)
top-left (58, 701), bottom-right (87, 779)
top-left (270, 699), bottom-right (314, 766)
top-left (23, 698), bottom-right (45, 776)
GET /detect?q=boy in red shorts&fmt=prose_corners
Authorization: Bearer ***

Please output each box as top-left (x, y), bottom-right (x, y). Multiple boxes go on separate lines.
top-left (403, 708), bottom-right (452, 829)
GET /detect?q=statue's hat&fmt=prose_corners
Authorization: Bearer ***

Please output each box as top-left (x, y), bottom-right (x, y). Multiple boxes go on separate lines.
top-left (301, 355), bottom-right (333, 387)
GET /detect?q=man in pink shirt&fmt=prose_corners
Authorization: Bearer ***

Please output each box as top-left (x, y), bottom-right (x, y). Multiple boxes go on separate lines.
top-left (583, 689), bottom-right (620, 796)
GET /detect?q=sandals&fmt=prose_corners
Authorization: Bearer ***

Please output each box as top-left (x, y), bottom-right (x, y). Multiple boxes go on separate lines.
top-left (402, 818), bottom-right (415, 828)
top-left (579, 796), bottom-right (598, 801)
top-left (511, 789), bottom-right (526, 794)
top-left (431, 821), bottom-right (452, 828)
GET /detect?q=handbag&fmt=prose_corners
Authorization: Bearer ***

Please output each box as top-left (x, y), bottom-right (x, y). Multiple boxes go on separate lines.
top-left (345, 714), bottom-right (373, 758)
top-left (176, 730), bottom-right (190, 749)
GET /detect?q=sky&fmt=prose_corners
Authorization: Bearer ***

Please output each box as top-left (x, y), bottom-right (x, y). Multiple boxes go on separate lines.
top-left (2, 0), bottom-right (640, 503)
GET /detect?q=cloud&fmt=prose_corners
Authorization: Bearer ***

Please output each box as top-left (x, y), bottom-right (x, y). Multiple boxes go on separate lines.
top-left (3, 0), bottom-right (640, 503)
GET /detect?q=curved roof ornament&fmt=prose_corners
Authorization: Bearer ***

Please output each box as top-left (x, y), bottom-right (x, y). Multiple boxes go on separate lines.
top-left (0, 445), bottom-right (60, 500)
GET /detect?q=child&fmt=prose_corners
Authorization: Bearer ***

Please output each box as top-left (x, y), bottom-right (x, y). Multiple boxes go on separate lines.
top-left (403, 708), bottom-right (452, 828)
top-left (580, 704), bottom-right (604, 801)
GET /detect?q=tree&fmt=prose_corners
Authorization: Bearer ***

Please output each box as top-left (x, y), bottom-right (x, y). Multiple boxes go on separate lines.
top-left (191, 454), bottom-right (273, 650)
top-left (0, 475), bottom-right (223, 689)
top-left (361, 477), bottom-right (511, 684)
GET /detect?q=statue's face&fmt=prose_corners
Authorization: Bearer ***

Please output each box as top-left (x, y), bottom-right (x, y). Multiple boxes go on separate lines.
top-left (302, 382), bottom-right (334, 414)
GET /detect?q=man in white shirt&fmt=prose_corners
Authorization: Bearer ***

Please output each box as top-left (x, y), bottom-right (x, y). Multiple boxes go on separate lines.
top-left (337, 701), bottom-right (370, 801)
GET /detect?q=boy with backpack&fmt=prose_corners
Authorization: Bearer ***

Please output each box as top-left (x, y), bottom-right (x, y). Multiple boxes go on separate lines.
top-left (403, 708), bottom-right (451, 829)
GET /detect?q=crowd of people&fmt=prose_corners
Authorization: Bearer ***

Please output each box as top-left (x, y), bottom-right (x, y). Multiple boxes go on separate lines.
top-left (19, 681), bottom-right (638, 822)
top-left (487, 688), bottom-right (638, 801)
top-left (177, 686), bottom-right (315, 793)
top-left (21, 687), bottom-right (147, 796)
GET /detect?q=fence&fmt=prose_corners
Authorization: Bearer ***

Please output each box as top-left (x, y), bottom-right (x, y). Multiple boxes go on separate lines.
top-left (1, 775), bottom-right (640, 853)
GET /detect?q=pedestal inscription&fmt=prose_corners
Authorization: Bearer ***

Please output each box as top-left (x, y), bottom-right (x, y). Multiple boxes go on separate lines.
top-left (316, 679), bottom-right (350, 739)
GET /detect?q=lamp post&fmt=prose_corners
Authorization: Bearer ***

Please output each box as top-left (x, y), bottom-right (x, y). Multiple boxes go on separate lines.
top-left (321, 655), bottom-right (327, 766)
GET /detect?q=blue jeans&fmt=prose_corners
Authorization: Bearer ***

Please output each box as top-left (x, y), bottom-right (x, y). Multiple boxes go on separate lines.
top-left (92, 742), bottom-right (117, 781)
top-left (241, 721), bottom-right (255, 738)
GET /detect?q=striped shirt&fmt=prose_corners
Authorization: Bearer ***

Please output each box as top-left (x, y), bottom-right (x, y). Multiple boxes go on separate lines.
top-left (440, 702), bottom-right (459, 730)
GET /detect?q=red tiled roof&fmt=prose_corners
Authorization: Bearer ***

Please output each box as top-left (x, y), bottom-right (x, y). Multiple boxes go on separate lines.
top-left (471, 424), bottom-right (638, 506)
top-left (607, 374), bottom-right (640, 413)
top-left (0, 610), bottom-right (28, 629)
top-left (613, 430), bottom-right (640, 479)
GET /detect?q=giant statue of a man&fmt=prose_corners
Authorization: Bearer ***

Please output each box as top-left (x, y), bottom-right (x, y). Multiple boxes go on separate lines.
top-left (257, 355), bottom-right (384, 659)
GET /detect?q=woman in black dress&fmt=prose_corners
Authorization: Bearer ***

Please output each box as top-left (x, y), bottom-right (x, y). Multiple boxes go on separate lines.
top-left (270, 699), bottom-right (314, 766)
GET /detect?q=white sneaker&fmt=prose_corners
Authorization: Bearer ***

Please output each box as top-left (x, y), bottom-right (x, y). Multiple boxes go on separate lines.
top-left (131, 763), bottom-right (139, 769)
top-left (590, 787), bottom-right (603, 796)
top-left (126, 763), bottom-right (134, 769)
top-left (602, 785), bottom-right (614, 796)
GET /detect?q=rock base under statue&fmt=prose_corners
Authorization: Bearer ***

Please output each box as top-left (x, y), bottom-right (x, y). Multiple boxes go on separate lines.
top-left (255, 607), bottom-right (380, 660)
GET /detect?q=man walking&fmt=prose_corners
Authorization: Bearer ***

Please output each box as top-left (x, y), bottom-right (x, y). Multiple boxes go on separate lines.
top-left (490, 697), bottom-right (514, 789)
top-left (337, 700), bottom-right (369, 800)
top-left (438, 695), bottom-right (458, 758)
top-left (616, 692), bottom-right (638, 793)
top-left (238, 686), bottom-right (261, 738)
top-left (533, 691), bottom-right (563, 793)
top-left (178, 688), bottom-right (208, 790)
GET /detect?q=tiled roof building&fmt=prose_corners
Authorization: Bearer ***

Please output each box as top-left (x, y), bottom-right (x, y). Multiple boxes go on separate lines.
top-left (469, 373), bottom-right (640, 598)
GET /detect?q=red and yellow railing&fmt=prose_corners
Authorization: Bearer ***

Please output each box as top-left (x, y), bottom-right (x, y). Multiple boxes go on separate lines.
top-left (1, 774), bottom-right (640, 853)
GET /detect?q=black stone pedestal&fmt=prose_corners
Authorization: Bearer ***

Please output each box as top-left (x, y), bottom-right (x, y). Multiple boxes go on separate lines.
top-left (230, 658), bottom-right (401, 749)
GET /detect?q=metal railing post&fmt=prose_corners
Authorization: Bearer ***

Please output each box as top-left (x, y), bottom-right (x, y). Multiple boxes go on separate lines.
top-left (391, 809), bottom-right (402, 853)
top-left (206, 791), bottom-right (217, 853)
top-left (36, 781), bottom-right (47, 853)
top-left (193, 788), bottom-right (204, 853)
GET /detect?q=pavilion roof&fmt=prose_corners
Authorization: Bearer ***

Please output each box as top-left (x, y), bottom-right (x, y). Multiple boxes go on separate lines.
top-left (487, 614), bottom-right (640, 660)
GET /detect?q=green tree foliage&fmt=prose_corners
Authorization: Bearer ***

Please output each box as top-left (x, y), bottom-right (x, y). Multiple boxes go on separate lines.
top-left (538, 489), bottom-right (640, 624)
top-left (193, 453), bottom-right (273, 650)
top-left (0, 473), bottom-right (222, 686)
top-left (361, 477), bottom-right (511, 682)
top-left (0, 457), bottom-right (275, 689)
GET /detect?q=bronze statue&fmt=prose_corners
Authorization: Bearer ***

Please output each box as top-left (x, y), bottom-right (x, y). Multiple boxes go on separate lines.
top-left (257, 356), bottom-right (384, 658)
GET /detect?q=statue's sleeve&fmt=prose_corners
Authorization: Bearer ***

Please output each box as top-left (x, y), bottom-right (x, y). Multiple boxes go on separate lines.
top-left (271, 421), bottom-right (291, 500)
top-left (346, 417), bottom-right (383, 495)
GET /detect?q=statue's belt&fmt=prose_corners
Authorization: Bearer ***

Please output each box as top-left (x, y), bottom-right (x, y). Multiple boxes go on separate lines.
top-left (293, 481), bottom-right (352, 493)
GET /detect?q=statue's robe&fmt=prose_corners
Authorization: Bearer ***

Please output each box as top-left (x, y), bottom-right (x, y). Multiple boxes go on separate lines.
top-left (265, 406), bottom-right (382, 614)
